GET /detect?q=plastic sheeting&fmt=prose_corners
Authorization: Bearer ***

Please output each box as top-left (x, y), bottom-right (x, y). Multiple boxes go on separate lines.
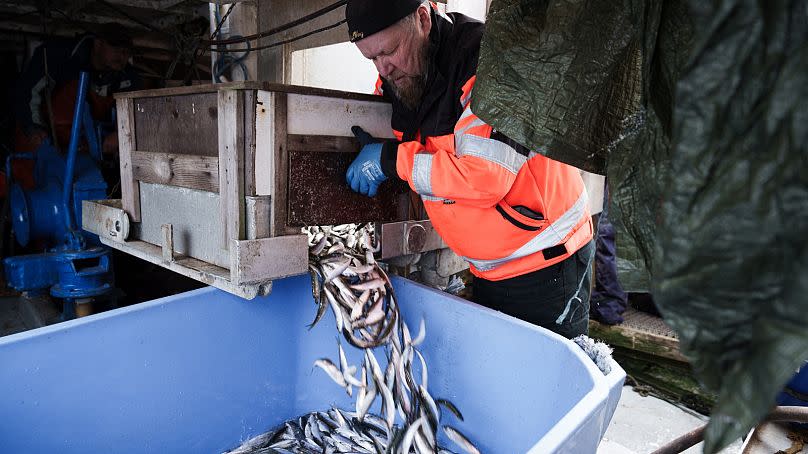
top-left (474, 1), bottom-right (808, 452)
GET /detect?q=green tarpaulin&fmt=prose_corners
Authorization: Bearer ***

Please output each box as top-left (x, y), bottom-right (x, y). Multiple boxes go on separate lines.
top-left (474, 1), bottom-right (808, 452)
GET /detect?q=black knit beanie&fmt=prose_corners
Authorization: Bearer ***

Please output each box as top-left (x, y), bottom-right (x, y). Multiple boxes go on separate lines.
top-left (346, 0), bottom-right (423, 42)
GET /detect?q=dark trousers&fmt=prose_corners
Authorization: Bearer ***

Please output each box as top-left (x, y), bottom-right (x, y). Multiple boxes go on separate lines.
top-left (473, 240), bottom-right (595, 339)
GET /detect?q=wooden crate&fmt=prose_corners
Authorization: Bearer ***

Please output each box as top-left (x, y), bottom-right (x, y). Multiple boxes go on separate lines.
top-left (84, 82), bottom-right (435, 299)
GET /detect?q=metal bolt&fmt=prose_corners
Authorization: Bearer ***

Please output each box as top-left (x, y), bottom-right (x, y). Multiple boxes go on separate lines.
top-left (406, 224), bottom-right (427, 253)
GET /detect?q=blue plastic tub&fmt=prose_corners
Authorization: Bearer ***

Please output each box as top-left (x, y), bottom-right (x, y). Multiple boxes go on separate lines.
top-left (777, 362), bottom-right (808, 429)
top-left (0, 275), bottom-right (624, 453)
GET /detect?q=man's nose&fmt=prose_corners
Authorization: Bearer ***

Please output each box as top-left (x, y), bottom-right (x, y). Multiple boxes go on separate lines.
top-left (376, 57), bottom-right (394, 78)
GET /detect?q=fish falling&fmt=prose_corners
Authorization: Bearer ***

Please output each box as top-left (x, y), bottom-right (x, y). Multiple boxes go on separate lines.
top-left (225, 223), bottom-right (479, 454)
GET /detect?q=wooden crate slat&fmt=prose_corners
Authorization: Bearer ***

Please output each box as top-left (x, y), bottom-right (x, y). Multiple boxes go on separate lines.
top-left (287, 134), bottom-right (360, 153)
top-left (131, 151), bottom-right (219, 193)
top-left (271, 92), bottom-right (292, 236)
top-left (133, 93), bottom-right (219, 157)
top-left (217, 89), bottom-right (246, 248)
top-left (244, 89), bottom-right (257, 197)
top-left (117, 97), bottom-right (141, 222)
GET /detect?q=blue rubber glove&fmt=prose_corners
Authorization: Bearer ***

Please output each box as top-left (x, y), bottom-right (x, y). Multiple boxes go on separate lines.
top-left (346, 126), bottom-right (387, 197)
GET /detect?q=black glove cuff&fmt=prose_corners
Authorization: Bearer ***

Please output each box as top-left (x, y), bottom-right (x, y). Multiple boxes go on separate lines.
top-left (380, 141), bottom-right (400, 179)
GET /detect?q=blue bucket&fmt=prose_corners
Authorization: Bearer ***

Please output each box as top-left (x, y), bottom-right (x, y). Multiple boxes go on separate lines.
top-left (0, 275), bottom-right (624, 453)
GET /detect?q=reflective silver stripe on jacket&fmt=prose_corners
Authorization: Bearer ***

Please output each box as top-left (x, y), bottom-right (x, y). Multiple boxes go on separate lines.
top-left (412, 153), bottom-right (434, 196)
top-left (462, 189), bottom-right (589, 271)
top-left (455, 133), bottom-right (527, 175)
top-left (421, 194), bottom-right (451, 203)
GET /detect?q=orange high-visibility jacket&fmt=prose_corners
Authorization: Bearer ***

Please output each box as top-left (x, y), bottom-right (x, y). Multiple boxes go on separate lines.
top-left (375, 8), bottom-right (592, 281)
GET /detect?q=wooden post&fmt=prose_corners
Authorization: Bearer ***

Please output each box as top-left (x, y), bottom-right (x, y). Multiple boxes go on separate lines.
top-left (271, 92), bottom-right (289, 236)
top-left (117, 98), bottom-right (141, 222)
top-left (243, 90), bottom-right (257, 196)
top-left (218, 89), bottom-right (246, 250)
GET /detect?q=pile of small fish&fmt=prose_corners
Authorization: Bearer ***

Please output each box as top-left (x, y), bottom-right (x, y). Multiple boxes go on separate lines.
top-left (225, 224), bottom-right (479, 454)
top-left (224, 408), bottom-right (462, 454)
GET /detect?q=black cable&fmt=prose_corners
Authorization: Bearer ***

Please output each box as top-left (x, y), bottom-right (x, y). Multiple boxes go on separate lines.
top-left (181, 3), bottom-right (235, 84)
top-left (211, 19), bottom-right (347, 53)
top-left (203, 0), bottom-right (346, 46)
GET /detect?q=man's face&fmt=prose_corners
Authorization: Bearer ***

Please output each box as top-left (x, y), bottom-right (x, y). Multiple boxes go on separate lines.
top-left (356, 6), bottom-right (432, 109)
top-left (92, 39), bottom-right (131, 72)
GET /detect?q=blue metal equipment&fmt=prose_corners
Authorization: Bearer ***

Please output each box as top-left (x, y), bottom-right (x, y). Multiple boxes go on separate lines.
top-left (3, 72), bottom-right (114, 312)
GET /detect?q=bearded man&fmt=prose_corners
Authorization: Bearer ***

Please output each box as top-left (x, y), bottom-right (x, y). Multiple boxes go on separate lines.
top-left (345, 0), bottom-right (594, 338)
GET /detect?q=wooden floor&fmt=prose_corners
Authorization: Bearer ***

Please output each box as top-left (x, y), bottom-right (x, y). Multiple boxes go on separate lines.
top-left (590, 307), bottom-right (686, 363)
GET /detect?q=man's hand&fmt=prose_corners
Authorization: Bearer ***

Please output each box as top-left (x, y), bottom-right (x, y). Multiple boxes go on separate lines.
top-left (346, 126), bottom-right (387, 197)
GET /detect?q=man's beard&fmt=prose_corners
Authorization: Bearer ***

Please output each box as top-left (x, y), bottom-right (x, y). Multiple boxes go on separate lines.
top-left (386, 42), bottom-right (430, 111)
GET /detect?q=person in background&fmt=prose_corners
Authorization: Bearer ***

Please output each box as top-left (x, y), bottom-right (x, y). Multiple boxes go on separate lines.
top-left (13, 23), bottom-right (140, 156)
top-left (343, 0), bottom-right (595, 338)
top-left (590, 185), bottom-right (628, 325)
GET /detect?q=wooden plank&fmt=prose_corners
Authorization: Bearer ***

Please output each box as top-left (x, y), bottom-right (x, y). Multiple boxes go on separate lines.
top-left (133, 93), bottom-right (219, 157)
top-left (231, 235), bottom-right (308, 284)
top-left (218, 89), bottom-right (246, 249)
top-left (117, 97), bottom-right (141, 222)
top-left (243, 89), bottom-right (257, 196)
top-left (254, 90), bottom-right (275, 196)
top-left (271, 92), bottom-right (292, 236)
top-left (589, 308), bottom-right (688, 363)
top-left (115, 81), bottom-right (389, 103)
top-left (287, 134), bottom-right (360, 153)
top-left (286, 93), bottom-right (395, 139)
top-left (99, 237), bottom-right (269, 300)
top-left (131, 151), bottom-right (219, 193)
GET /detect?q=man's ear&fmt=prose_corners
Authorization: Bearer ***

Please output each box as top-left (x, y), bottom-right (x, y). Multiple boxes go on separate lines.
top-left (417, 5), bottom-right (432, 35)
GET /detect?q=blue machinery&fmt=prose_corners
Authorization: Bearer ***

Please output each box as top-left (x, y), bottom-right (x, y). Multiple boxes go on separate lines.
top-left (3, 72), bottom-right (114, 314)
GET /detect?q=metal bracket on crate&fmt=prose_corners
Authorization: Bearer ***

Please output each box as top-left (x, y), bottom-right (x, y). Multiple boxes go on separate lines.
top-left (378, 220), bottom-right (447, 259)
top-left (81, 200), bottom-right (130, 243)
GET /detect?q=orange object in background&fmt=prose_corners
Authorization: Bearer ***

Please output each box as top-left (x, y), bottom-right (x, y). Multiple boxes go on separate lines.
top-left (49, 79), bottom-right (115, 150)
top-left (7, 78), bottom-right (117, 198)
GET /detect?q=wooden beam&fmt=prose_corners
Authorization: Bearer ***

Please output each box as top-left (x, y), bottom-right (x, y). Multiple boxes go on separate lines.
top-left (217, 89), bottom-right (246, 249)
top-left (589, 308), bottom-right (688, 363)
top-left (131, 151), bottom-right (219, 193)
top-left (271, 92), bottom-right (292, 236)
top-left (243, 89), bottom-right (257, 196)
top-left (117, 98), bottom-right (141, 222)
top-left (254, 90), bottom-right (275, 196)
top-left (287, 134), bottom-right (360, 153)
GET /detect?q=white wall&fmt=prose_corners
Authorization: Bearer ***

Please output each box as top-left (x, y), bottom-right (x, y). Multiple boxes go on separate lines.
top-left (289, 0), bottom-right (490, 92)
top-left (289, 41), bottom-right (378, 93)
top-left (446, 0), bottom-right (488, 21)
